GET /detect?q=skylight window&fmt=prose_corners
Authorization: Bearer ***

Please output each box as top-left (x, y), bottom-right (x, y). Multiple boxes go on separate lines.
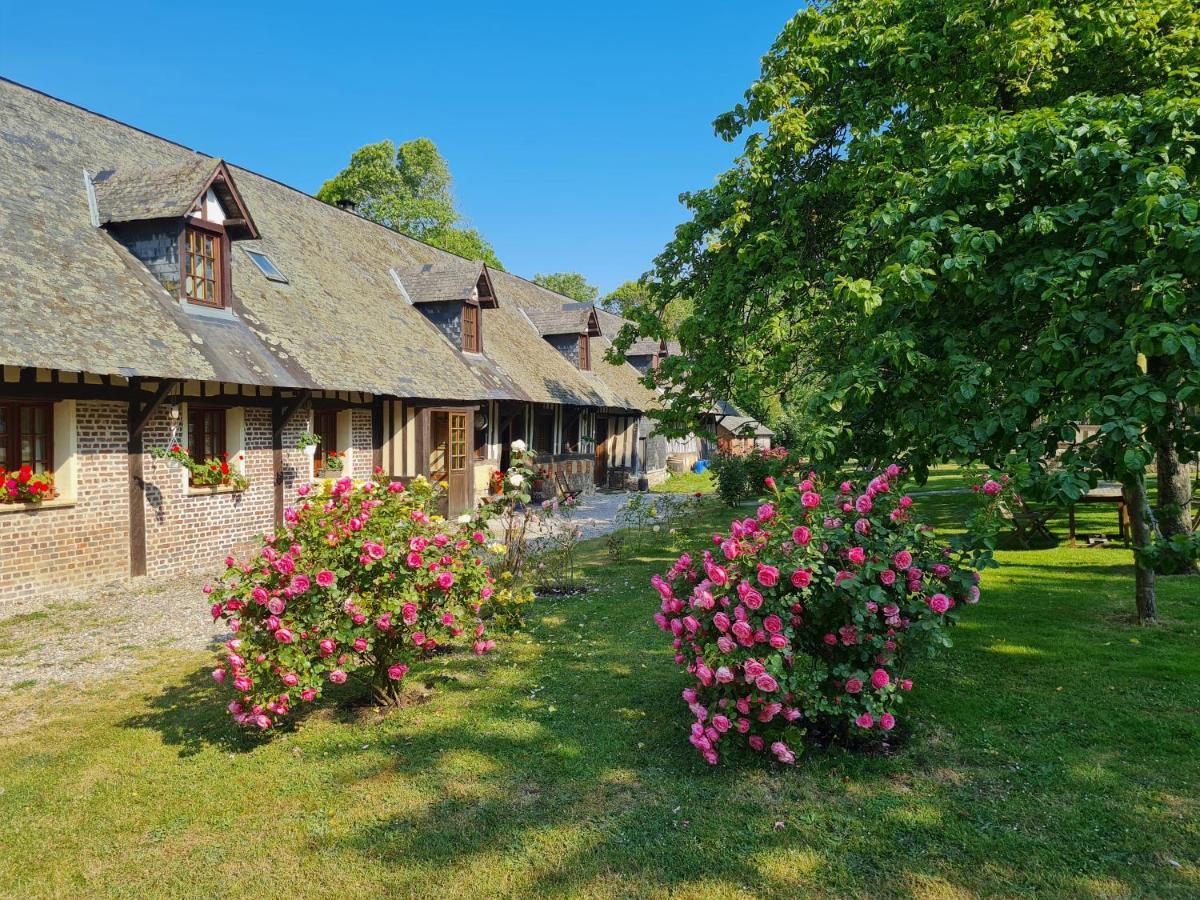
top-left (244, 249), bottom-right (288, 283)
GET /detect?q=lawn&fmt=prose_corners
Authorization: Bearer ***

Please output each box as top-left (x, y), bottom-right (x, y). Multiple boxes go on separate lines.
top-left (1, 489), bottom-right (1197, 897)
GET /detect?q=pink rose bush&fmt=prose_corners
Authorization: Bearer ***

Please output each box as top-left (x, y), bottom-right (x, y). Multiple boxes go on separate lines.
top-left (207, 475), bottom-right (496, 729)
top-left (652, 465), bottom-right (996, 766)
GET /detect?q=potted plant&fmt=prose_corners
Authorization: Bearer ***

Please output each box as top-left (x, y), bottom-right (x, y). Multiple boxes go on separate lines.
top-left (296, 431), bottom-right (320, 460)
top-left (322, 450), bottom-right (345, 475)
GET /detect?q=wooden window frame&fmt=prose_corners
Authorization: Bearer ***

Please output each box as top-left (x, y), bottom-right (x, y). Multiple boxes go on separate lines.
top-left (579, 334), bottom-right (591, 371)
top-left (0, 400), bottom-right (54, 474)
top-left (186, 405), bottom-right (227, 462)
top-left (462, 302), bottom-right (481, 353)
top-left (180, 219), bottom-right (230, 309)
top-left (449, 412), bottom-right (468, 472)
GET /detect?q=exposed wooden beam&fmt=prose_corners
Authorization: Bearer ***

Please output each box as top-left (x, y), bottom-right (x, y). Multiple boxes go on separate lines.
top-left (272, 389), bottom-right (312, 437)
top-left (128, 378), bottom-right (181, 438)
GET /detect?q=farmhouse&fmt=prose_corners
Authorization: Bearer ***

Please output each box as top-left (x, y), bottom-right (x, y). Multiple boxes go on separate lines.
top-left (0, 78), bottom-right (657, 603)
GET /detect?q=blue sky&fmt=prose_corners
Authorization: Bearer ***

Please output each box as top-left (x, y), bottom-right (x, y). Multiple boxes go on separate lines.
top-left (1, 2), bottom-right (799, 293)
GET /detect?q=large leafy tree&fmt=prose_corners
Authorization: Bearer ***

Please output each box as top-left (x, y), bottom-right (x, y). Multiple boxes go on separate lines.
top-left (533, 272), bottom-right (599, 303)
top-left (317, 138), bottom-right (503, 269)
top-left (619, 0), bottom-right (1200, 622)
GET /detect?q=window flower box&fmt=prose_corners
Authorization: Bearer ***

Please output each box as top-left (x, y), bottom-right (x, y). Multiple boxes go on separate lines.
top-left (0, 465), bottom-right (58, 504)
top-left (151, 445), bottom-right (250, 492)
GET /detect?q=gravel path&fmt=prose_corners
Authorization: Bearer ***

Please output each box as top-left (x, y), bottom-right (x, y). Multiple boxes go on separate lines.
top-left (0, 490), bottom-right (642, 692)
top-left (0, 571), bottom-right (227, 692)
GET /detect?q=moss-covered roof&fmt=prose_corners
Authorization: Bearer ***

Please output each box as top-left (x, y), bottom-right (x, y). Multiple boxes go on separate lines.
top-left (0, 78), bottom-right (649, 411)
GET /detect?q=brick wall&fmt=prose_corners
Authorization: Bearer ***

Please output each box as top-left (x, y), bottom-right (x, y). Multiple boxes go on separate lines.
top-left (141, 406), bottom-right (275, 575)
top-left (350, 408), bottom-right (374, 479)
top-left (0, 401), bottom-right (130, 605)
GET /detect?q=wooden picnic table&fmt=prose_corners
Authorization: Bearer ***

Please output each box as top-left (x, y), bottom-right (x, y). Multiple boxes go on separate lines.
top-left (1068, 482), bottom-right (1128, 546)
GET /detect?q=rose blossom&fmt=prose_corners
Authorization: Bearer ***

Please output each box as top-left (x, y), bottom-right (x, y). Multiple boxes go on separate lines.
top-left (316, 569), bottom-right (336, 588)
top-left (871, 668), bottom-right (890, 690)
top-left (880, 713), bottom-right (896, 731)
top-left (845, 677), bottom-right (863, 694)
top-left (756, 564), bottom-right (780, 588)
top-left (328, 670), bottom-right (347, 684)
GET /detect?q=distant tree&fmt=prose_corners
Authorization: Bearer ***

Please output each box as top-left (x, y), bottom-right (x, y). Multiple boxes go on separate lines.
top-left (601, 280), bottom-right (652, 317)
top-left (317, 138), bottom-right (503, 269)
top-left (533, 272), bottom-right (599, 303)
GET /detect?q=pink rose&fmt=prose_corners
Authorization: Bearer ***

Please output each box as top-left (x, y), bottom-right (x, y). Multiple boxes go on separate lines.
top-left (845, 678), bottom-right (863, 694)
top-left (929, 593), bottom-right (951, 614)
top-left (388, 662), bottom-right (410, 680)
top-left (770, 741), bottom-right (796, 764)
top-left (436, 571), bottom-right (455, 591)
top-left (847, 547), bottom-right (866, 566)
top-left (316, 569), bottom-right (335, 588)
top-left (756, 564), bottom-right (780, 588)
top-left (282, 672), bottom-right (299, 686)
top-left (755, 673), bottom-right (779, 692)
top-left (353, 637), bottom-right (368, 652)
top-left (412, 631), bottom-right (427, 645)
top-left (211, 668), bottom-right (226, 684)
top-left (291, 574), bottom-right (311, 595)
top-left (880, 569), bottom-right (897, 586)
top-left (329, 670), bottom-right (347, 684)
top-left (871, 668), bottom-right (890, 690)
top-left (893, 550), bottom-right (913, 570)
top-left (901, 679), bottom-right (913, 691)
top-left (800, 491), bottom-right (821, 509)
top-left (855, 713), bottom-right (874, 729)
top-left (274, 628), bottom-right (293, 644)
top-left (792, 526), bottom-right (812, 546)
top-left (318, 639), bottom-right (336, 657)
top-left (748, 735), bottom-right (765, 751)
top-left (791, 568), bottom-right (812, 588)
top-left (300, 688), bottom-right (318, 701)
top-left (880, 713), bottom-right (896, 731)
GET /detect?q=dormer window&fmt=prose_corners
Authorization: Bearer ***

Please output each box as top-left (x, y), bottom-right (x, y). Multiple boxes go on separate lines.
top-left (394, 261), bottom-right (497, 354)
top-left (183, 224), bottom-right (224, 307)
top-left (92, 157), bottom-right (259, 312)
top-left (579, 335), bottom-right (591, 371)
top-left (463, 302), bottom-right (480, 353)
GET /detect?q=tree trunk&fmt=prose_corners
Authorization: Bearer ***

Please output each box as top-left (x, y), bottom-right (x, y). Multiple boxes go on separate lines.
top-left (1154, 438), bottom-right (1194, 540)
top-left (1122, 475), bottom-right (1159, 624)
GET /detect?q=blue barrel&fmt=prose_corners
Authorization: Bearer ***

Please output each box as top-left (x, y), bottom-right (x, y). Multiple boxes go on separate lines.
top-left (694, 459), bottom-right (710, 474)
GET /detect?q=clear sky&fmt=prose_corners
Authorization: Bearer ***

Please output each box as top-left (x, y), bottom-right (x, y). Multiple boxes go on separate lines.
top-left (0, 2), bottom-right (800, 294)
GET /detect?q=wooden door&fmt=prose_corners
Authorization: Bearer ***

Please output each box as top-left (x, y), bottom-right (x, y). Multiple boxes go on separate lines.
top-left (594, 416), bottom-right (609, 486)
top-left (448, 410), bottom-right (470, 514)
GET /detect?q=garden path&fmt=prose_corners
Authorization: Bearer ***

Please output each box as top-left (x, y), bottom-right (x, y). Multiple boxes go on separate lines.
top-left (0, 490), bottom-right (642, 694)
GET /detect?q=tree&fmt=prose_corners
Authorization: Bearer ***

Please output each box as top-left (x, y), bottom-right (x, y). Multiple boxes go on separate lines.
top-left (601, 280), bottom-right (652, 316)
top-left (603, 280), bottom-right (695, 332)
top-left (533, 272), bottom-right (599, 303)
top-left (317, 138), bottom-right (503, 269)
top-left (617, 0), bottom-right (1200, 622)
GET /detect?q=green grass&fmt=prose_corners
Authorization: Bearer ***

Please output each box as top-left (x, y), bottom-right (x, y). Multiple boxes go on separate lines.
top-left (651, 469), bottom-right (715, 495)
top-left (1, 494), bottom-right (1197, 897)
